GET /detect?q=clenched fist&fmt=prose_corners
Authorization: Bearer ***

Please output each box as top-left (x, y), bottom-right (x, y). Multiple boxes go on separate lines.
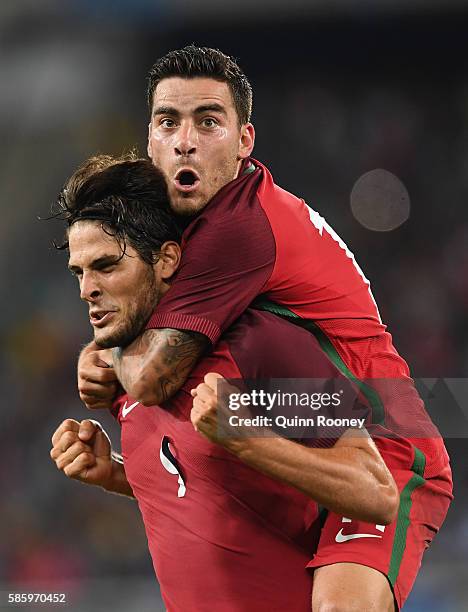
top-left (78, 341), bottom-right (118, 410)
top-left (50, 418), bottom-right (112, 488)
top-left (191, 374), bottom-right (273, 451)
top-left (190, 372), bottom-right (250, 449)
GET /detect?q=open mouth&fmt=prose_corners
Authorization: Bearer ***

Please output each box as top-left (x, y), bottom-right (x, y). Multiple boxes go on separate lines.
top-left (90, 310), bottom-right (115, 327)
top-left (174, 169), bottom-right (200, 193)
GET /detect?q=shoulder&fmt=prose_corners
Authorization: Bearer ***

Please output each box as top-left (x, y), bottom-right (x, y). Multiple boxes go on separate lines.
top-left (221, 309), bottom-right (339, 380)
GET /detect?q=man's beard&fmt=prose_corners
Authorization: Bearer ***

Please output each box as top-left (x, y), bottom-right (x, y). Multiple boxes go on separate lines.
top-left (95, 306), bottom-right (153, 349)
top-left (95, 272), bottom-right (159, 349)
top-left (171, 193), bottom-right (207, 217)
top-left (169, 156), bottom-right (240, 216)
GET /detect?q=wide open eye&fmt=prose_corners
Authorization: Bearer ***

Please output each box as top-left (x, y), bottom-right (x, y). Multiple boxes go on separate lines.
top-left (202, 118), bottom-right (217, 128)
top-left (160, 118), bottom-right (175, 128)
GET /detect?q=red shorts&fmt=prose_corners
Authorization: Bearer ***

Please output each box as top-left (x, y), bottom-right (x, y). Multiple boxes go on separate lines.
top-left (307, 443), bottom-right (453, 610)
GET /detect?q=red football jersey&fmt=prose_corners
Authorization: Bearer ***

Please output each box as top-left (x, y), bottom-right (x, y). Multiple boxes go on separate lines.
top-left (147, 158), bottom-right (388, 368)
top-left (146, 158), bottom-right (448, 475)
top-left (114, 309), bottom-right (356, 612)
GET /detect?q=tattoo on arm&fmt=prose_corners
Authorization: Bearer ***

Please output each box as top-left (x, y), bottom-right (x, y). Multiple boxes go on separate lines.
top-left (156, 329), bottom-right (209, 401)
top-left (112, 328), bottom-right (209, 404)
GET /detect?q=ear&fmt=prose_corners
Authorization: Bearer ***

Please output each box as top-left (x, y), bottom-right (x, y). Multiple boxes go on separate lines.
top-left (147, 121), bottom-right (153, 159)
top-left (156, 241), bottom-right (181, 281)
top-left (238, 123), bottom-right (255, 160)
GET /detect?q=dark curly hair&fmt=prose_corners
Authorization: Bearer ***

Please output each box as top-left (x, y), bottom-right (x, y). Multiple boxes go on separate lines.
top-left (53, 153), bottom-right (182, 264)
top-left (147, 45), bottom-right (252, 126)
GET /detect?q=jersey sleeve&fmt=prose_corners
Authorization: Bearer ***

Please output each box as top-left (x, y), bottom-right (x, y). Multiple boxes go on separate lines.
top-left (110, 394), bottom-right (126, 423)
top-left (145, 206), bottom-right (276, 343)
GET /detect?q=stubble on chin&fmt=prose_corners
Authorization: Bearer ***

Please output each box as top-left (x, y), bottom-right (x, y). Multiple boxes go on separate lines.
top-left (169, 158), bottom-right (239, 216)
top-left (170, 193), bottom-right (208, 217)
top-left (93, 319), bottom-right (132, 349)
top-left (93, 332), bottom-right (118, 350)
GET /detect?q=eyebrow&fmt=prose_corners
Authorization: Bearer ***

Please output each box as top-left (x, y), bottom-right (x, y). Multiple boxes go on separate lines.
top-left (152, 103), bottom-right (227, 118)
top-left (194, 104), bottom-right (227, 116)
top-left (68, 254), bottom-right (121, 273)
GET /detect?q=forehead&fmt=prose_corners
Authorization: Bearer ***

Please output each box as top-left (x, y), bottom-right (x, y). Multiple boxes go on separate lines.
top-left (152, 77), bottom-right (235, 114)
top-left (68, 221), bottom-right (121, 263)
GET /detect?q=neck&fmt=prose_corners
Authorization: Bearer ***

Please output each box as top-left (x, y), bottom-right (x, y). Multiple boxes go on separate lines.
top-left (234, 157), bottom-right (245, 179)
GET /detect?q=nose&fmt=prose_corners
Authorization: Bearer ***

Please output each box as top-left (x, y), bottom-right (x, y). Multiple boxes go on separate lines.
top-left (80, 272), bottom-right (101, 302)
top-left (174, 121), bottom-right (197, 157)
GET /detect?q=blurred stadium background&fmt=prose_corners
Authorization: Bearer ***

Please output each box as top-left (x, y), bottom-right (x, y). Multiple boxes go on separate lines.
top-left (1, 1), bottom-right (467, 610)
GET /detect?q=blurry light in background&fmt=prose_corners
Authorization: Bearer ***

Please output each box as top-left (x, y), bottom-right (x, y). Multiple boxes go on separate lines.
top-left (350, 168), bottom-right (410, 231)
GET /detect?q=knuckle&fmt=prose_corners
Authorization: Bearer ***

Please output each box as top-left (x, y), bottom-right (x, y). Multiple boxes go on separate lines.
top-left (78, 384), bottom-right (88, 396)
top-left (64, 430), bottom-right (76, 442)
top-left (62, 418), bottom-right (76, 428)
top-left (190, 409), bottom-right (200, 423)
top-left (76, 451), bottom-right (92, 466)
top-left (207, 397), bottom-right (217, 410)
top-left (78, 366), bottom-right (90, 380)
top-left (63, 464), bottom-right (76, 478)
top-left (62, 431), bottom-right (76, 446)
top-left (80, 351), bottom-right (94, 365)
top-left (55, 456), bottom-right (66, 470)
top-left (72, 440), bottom-right (88, 454)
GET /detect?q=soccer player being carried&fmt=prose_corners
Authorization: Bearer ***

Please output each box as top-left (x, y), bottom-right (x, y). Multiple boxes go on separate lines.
top-left (52, 155), bottom-right (399, 611)
top-left (74, 47), bottom-right (452, 610)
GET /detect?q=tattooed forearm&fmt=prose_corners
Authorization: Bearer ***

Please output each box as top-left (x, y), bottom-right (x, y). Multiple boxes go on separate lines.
top-left (112, 334), bottom-right (152, 391)
top-left (112, 328), bottom-right (209, 406)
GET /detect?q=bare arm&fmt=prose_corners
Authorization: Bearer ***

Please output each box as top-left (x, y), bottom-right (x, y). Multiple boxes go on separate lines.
top-left (50, 419), bottom-right (134, 499)
top-left (225, 429), bottom-right (398, 525)
top-left (191, 374), bottom-right (399, 526)
top-left (112, 328), bottom-right (209, 407)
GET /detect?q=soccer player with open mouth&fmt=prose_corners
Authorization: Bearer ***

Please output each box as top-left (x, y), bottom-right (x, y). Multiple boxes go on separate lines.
top-left (70, 47), bottom-right (452, 611)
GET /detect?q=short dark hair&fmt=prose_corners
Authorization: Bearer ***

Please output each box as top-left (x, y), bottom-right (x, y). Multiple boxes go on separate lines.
top-left (53, 153), bottom-right (182, 264)
top-left (147, 45), bottom-right (252, 125)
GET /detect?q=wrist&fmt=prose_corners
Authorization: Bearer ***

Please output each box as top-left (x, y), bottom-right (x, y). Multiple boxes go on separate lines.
top-left (223, 434), bottom-right (285, 465)
top-left (221, 435), bottom-right (254, 457)
top-left (101, 454), bottom-right (122, 492)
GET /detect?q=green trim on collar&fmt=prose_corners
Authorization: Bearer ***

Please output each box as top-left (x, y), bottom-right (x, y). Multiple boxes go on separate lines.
top-left (242, 161), bottom-right (256, 175)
